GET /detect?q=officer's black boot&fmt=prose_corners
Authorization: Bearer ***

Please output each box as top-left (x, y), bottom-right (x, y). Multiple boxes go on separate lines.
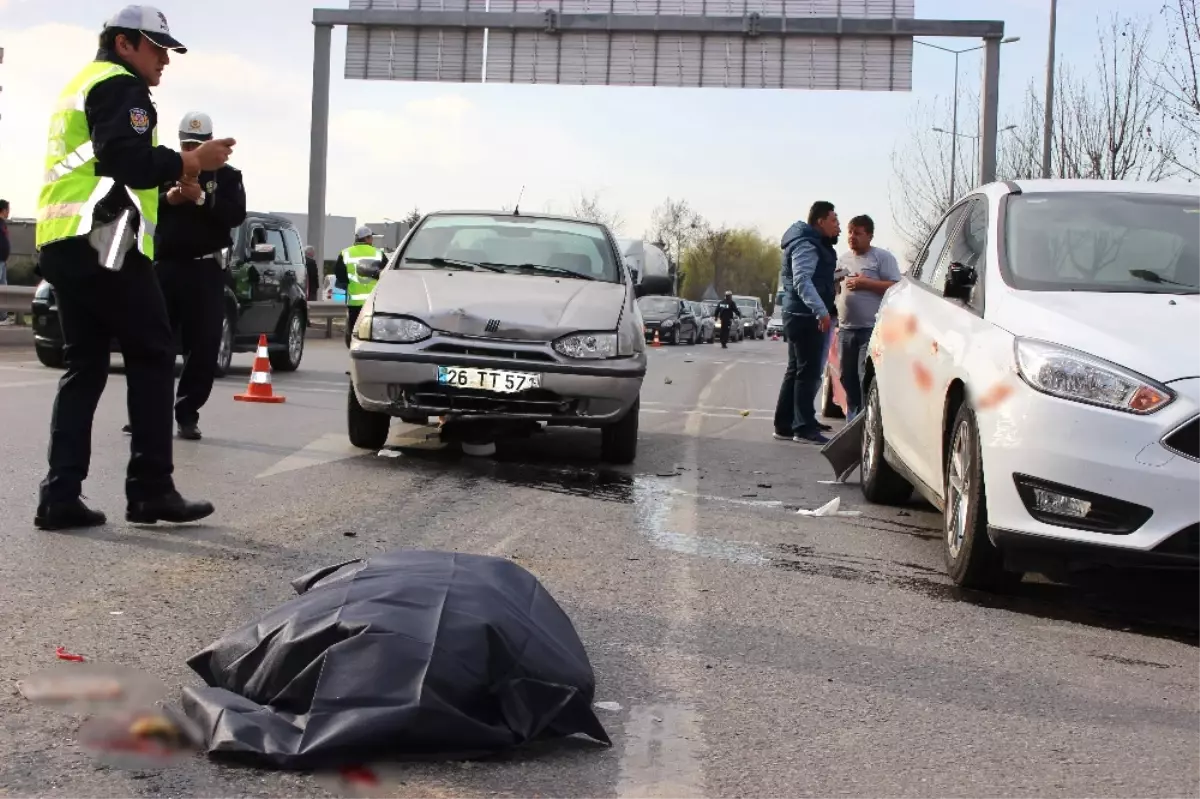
top-left (126, 491), bottom-right (215, 525)
top-left (177, 423), bottom-right (202, 441)
top-left (35, 498), bottom-right (107, 531)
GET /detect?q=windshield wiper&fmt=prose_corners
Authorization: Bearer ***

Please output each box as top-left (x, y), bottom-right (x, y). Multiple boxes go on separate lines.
top-left (505, 263), bottom-right (598, 281)
top-left (405, 257), bottom-right (506, 273)
top-left (1129, 269), bottom-right (1194, 288)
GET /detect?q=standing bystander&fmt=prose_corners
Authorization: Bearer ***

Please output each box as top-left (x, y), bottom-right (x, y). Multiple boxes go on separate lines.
top-left (773, 201), bottom-right (840, 444)
top-left (304, 245), bottom-right (320, 301)
top-left (836, 214), bottom-right (901, 421)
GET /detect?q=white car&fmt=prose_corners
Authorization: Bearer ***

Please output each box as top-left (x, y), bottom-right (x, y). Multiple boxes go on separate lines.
top-left (862, 179), bottom-right (1198, 589)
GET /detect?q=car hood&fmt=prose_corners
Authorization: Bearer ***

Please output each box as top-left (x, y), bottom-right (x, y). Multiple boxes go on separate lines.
top-left (640, 311), bottom-right (680, 322)
top-left (989, 289), bottom-right (1200, 383)
top-left (371, 270), bottom-right (627, 340)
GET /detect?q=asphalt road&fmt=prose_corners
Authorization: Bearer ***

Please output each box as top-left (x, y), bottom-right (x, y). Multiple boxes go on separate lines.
top-left (0, 334), bottom-right (1196, 798)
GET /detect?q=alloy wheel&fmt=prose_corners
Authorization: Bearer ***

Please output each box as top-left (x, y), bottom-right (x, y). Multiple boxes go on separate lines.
top-left (946, 419), bottom-right (972, 560)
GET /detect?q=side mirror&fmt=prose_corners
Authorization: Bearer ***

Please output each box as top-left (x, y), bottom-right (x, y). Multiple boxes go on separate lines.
top-left (944, 262), bottom-right (977, 300)
top-left (251, 243), bottom-right (275, 262)
top-left (357, 259), bottom-right (383, 280)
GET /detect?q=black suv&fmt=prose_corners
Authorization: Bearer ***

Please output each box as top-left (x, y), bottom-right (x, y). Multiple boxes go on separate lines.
top-left (31, 212), bottom-right (310, 375)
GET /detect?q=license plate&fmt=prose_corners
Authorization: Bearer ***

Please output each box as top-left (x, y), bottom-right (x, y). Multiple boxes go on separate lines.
top-left (437, 366), bottom-right (541, 394)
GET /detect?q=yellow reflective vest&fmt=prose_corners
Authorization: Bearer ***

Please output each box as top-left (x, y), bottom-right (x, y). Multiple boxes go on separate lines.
top-left (342, 243), bottom-right (382, 307)
top-left (36, 61), bottom-right (160, 257)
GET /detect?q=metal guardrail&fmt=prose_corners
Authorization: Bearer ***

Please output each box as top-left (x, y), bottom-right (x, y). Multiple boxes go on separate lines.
top-left (0, 284), bottom-right (347, 337)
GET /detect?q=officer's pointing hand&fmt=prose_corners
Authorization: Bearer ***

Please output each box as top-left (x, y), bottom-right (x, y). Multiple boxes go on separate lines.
top-left (182, 137), bottom-right (237, 175)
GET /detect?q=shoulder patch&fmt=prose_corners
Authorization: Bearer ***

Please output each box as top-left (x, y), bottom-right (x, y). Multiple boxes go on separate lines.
top-left (129, 108), bottom-right (150, 135)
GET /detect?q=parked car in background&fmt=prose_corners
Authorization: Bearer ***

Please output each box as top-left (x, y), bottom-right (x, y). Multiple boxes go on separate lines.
top-left (638, 295), bottom-right (699, 345)
top-left (346, 210), bottom-right (657, 464)
top-left (862, 179), bottom-right (1199, 589)
top-left (31, 212), bottom-right (310, 374)
top-left (733, 294), bottom-right (766, 339)
top-left (690, 300), bottom-right (715, 343)
top-left (766, 306), bottom-right (784, 339)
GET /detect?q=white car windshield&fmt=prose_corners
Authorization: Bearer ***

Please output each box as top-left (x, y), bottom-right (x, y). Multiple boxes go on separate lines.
top-left (1004, 192), bottom-right (1199, 294)
top-left (638, 297), bottom-right (681, 314)
top-left (399, 214), bottom-right (622, 283)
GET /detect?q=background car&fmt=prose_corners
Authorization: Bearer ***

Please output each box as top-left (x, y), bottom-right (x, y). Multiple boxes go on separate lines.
top-left (733, 295), bottom-right (766, 339)
top-left (861, 179), bottom-right (1199, 590)
top-left (347, 210), bottom-right (659, 464)
top-left (690, 300), bottom-right (716, 343)
top-left (31, 212), bottom-right (310, 375)
top-left (638, 295), bottom-right (699, 345)
top-left (766, 306), bottom-right (784, 339)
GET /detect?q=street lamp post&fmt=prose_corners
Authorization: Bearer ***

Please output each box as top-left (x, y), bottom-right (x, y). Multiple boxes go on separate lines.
top-left (916, 36), bottom-right (1020, 204)
top-left (1041, 0), bottom-right (1058, 178)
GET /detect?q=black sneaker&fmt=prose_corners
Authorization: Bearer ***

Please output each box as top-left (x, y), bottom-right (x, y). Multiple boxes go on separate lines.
top-left (121, 424), bottom-right (132, 435)
top-left (818, 422), bottom-right (833, 432)
top-left (177, 423), bottom-right (202, 441)
top-left (793, 431), bottom-right (831, 445)
top-left (126, 492), bottom-right (214, 525)
top-left (35, 497), bottom-right (107, 531)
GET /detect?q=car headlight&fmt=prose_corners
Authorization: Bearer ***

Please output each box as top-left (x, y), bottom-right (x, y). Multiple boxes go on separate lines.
top-left (554, 332), bottom-right (618, 359)
top-left (34, 281), bottom-right (53, 301)
top-left (364, 314), bottom-right (432, 344)
top-left (660, 318), bottom-right (675, 327)
top-left (1014, 338), bottom-right (1174, 414)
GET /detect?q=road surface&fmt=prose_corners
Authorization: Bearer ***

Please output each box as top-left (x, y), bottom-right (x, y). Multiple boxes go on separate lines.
top-left (0, 336), bottom-right (1196, 797)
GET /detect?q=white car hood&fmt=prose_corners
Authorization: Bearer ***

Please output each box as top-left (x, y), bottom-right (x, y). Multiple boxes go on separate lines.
top-left (988, 289), bottom-right (1200, 383)
top-left (371, 270), bottom-right (627, 341)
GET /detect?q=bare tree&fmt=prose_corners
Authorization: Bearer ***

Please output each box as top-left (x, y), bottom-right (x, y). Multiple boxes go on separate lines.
top-left (1153, 0), bottom-right (1200, 177)
top-left (401, 207), bottom-right (422, 228)
top-left (892, 14), bottom-right (1182, 259)
top-left (569, 191), bottom-right (625, 233)
top-left (646, 197), bottom-right (706, 266)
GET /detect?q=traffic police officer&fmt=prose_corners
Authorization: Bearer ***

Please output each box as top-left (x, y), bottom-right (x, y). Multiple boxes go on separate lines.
top-left (713, 290), bottom-right (741, 348)
top-left (34, 5), bottom-right (234, 531)
top-left (334, 225), bottom-right (382, 346)
top-left (155, 111), bottom-right (246, 440)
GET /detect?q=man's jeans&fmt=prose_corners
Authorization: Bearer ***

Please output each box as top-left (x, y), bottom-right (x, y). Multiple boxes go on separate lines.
top-left (839, 326), bottom-right (873, 420)
top-left (0, 261), bottom-right (9, 321)
top-left (773, 313), bottom-right (825, 436)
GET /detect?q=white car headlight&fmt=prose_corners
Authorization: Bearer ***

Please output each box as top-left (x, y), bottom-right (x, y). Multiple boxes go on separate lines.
top-left (367, 315), bottom-right (432, 344)
top-left (1014, 338), bottom-right (1174, 414)
top-left (554, 332), bottom-right (618, 359)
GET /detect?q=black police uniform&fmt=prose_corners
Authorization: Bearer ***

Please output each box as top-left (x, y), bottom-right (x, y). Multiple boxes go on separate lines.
top-left (713, 297), bottom-right (741, 347)
top-left (35, 48), bottom-right (213, 531)
top-left (155, 158), bottom-right (246, 436)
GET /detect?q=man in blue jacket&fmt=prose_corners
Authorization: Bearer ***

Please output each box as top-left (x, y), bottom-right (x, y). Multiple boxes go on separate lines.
top-left (773, 201), bottom-right (840, 444)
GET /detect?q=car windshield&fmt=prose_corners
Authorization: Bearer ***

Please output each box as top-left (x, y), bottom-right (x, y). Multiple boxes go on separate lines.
top-left (398, 214), bottom-right (621, 283)
top-left (736, 301), bottom-right (756, 314)
top-left (1004, 192), bottom-right (1199, 294)
top-left (770, 307), bottom-right (782, 320)
top-left (638, 297), bottom-right (680, 314)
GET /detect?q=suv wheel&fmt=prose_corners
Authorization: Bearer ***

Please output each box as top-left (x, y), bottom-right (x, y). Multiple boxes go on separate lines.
top-left (601, 398), bottom-right (639, 464)
top-left (861, 378), bottom-right (912, 505)
top-left (943, 403), bottom-right (1023, 590)
top-left (270, 308), bottom-right (304, 372)
top-left (36, 343), bottom-right (65, 369)
top-left (214, 308), bottom-right (234, 378)
top-left (347, 385), bottom-right (390, 449)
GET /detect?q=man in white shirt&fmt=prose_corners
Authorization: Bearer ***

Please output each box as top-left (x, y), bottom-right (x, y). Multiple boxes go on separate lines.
top-left (835, 214), bottom-right (902, 420)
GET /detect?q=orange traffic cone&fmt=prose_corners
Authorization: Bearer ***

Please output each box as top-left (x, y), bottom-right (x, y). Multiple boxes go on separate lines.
top-left (235, 334), bottom-right (286, 404)
top-left (652, 330), bottom-right (662, 347)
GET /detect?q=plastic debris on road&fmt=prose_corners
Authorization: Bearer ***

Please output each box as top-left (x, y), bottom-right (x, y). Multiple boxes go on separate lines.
top-left (795, 497), bottom-right (863, 518)
top-left (594, 701), bottom-right (622, 712)
top-left (54, 646), bottom-right (86, 662)
top-left (180, 549), bottom-right (612, 769)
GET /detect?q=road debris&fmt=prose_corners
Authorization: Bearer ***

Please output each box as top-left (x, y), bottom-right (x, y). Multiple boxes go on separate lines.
top-left (664, 377), bottom-right (673, 385)
top-left (182, 549), bottom-right (611, 768)
top-left (54, 646), bottom-right (86, 662)
top-left (795, 497), bottom-right (863, 518)
top-left (594, 701), bottom-right (622, 712)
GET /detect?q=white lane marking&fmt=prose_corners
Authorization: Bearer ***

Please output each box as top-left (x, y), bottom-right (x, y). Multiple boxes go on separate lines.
top-left (619, 362), bottom-right (736, 799)
top-left (643, 401), bottom-right (774, 414)
top-left (255, 432), bottom-right (365, 478)
top-left (618, 705), bottom-right (705, 799)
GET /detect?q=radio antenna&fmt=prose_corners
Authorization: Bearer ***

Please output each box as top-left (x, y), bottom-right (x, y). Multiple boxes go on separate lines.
top-left (512, 185), bottom-right (525, 216)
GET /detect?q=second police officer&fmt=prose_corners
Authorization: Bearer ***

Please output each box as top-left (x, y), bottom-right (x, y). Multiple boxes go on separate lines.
top-left (153, 111), bottom-right (246, 440)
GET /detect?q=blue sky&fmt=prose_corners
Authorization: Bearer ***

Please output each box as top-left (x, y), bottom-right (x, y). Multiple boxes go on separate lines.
top-left (0, 0), bottom-right (1170, 260)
